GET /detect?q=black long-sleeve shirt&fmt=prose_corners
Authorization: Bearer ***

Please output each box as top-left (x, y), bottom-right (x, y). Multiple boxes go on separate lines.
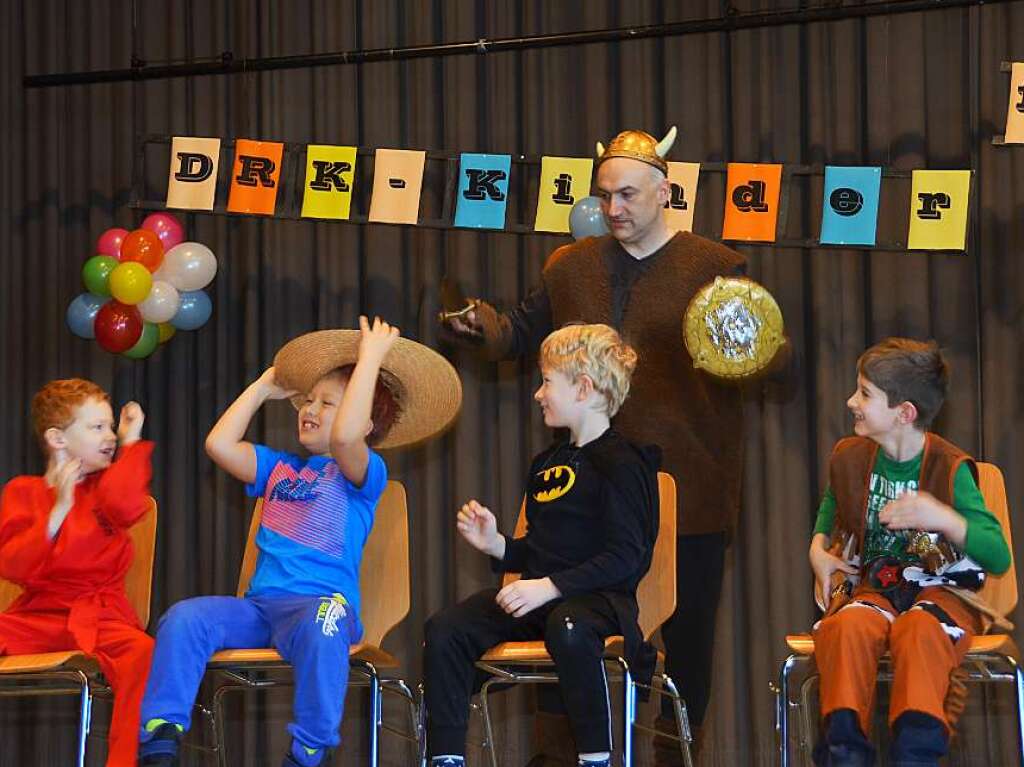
top-left (495, 428), bottom-right (660, 598)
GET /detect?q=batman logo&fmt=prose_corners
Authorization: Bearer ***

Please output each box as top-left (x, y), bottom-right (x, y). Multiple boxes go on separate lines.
top-left (533, 465), bottom-right (576, 503)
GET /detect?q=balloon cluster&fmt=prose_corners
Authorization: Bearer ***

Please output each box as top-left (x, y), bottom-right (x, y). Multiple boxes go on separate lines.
top-left (67, 214), bottom-right (217, 358)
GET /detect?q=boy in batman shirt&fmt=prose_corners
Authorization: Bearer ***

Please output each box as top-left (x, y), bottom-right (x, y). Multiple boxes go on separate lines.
top-left (423, 323), bottom-right (661, 767)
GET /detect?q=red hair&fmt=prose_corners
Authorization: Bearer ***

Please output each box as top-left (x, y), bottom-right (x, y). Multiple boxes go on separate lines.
top-left (31, 378), bottom-right (110, 449)
top-left (332, 366), bottom-right (401, 446)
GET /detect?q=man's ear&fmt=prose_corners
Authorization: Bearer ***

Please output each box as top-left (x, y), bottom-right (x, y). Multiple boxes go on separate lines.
top-left (656, 176), bottom-right (671, 205)
top-left (43, 427), bottom-right (66, 452)
top-left (364, 419), bottom-right (374, 438)
top-left (897, 401), bottom-right (919, 426)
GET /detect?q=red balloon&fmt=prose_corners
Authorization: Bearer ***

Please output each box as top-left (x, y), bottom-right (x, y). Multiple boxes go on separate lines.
top-left (120, 229), bottom-right (165, 272)
top-left (94, 301), bottom-right (143, 353)
top-left (141, 213), bottom-right (185, 250)
top-left (96, 227), bottom-right (129, 259)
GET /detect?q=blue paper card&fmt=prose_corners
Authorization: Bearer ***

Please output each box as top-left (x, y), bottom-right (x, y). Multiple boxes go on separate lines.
top-left (820, 166), bottom-right (882, 246)
top-left (454, 153), bottom-right (512, 230)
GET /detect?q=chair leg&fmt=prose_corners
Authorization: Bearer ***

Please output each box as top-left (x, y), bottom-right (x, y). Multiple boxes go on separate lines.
top-left (479, 678), bottom-right (500, 767)
top-left (416, 683), bottom-right (428, 767)
top-left (659, 673), bottom-right (694, 767)
top-left (613, 658), bottom-right (636, 767)
top-left (1009, 653), bottom-right (1024, 767)
top-left (358, 661), bottom-right (382, 767)
top-left (212, 683), bottom-right (233, 767)
top-left (777, 654), bottom-right (800, 767)
top-left (75, 672), bottom-right (92, 767)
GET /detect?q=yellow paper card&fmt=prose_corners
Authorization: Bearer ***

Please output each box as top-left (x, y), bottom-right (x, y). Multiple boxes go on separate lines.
top-left (301, 145), bottom-right (358, 219)
top-left (906, 170), bottom-right (971, 251)
top-left (534, 157), bottom-right (594, 233)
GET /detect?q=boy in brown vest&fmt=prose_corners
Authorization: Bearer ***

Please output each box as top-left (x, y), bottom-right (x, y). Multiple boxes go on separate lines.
top-left (808, 338), bottom-right (1010, 767)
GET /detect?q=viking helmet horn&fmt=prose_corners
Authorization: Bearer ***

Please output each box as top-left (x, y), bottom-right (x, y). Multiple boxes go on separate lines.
top-left (654, 126), bottom-right (677, 158)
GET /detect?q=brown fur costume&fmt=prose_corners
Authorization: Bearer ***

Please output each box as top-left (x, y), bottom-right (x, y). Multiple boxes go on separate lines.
top-left (473, 231), bottom-right (747, 535)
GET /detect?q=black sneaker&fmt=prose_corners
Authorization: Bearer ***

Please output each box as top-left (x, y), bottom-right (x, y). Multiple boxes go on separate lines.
top-left (138, 722), bottom-right (183, 766)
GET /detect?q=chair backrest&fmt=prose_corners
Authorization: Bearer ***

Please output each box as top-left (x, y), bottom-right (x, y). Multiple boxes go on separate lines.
top-left (0, 497), bottom-right (159, 628)
top-left (975, 462), bottom-right (1017, 619)
top-left (502, 471), bottom-right (678, 641)
top-left (235, 481), bottom-right (410, 648)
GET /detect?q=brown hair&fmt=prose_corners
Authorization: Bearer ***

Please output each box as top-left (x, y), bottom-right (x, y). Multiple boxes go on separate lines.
top-left (330, 365), bottom-right (402, 447)
top-left (857, 338), bottom-right (948, 429)
top-left (31, 378), bottom-right (110, 450)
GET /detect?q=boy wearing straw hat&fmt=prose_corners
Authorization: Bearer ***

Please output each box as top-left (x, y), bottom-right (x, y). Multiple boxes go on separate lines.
top-left (138, 316), bottom-right (461, 767)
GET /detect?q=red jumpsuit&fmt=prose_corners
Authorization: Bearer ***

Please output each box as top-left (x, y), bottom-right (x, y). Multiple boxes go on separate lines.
top-left (0, 441), bottom-right (155, 767)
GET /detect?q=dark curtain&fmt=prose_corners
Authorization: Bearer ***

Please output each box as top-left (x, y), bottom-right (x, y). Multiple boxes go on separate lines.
top-left (2, 1), bottom-right (1023, 764)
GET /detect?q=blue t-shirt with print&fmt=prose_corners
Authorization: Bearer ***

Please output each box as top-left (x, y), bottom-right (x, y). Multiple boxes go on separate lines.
top-left (244, 444), bottom-right (387, 618)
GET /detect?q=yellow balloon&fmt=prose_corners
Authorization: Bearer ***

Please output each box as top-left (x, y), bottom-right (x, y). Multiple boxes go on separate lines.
top-left (109, 262), bottom-right (153, 306)
top-left (157, 322), bottom-right (176, 343)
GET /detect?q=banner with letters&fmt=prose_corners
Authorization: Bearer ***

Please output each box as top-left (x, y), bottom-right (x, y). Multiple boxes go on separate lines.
top-left (158, 135), bottom-right (974, 251)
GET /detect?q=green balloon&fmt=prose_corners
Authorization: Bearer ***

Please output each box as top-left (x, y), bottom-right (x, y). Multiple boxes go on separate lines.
top-left (82, 255), bottom-right (119, 296)
top-left (122, 322), bottom-right (159, 359)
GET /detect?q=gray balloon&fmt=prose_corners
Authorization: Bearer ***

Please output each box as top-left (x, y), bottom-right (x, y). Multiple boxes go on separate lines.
top-left (569, 195), bottom-right (609, 240)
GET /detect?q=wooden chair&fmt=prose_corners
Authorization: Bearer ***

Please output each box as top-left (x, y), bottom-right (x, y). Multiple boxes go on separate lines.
top-left (774, 462), bottom-right (1023, 766)
top-left (195, 480), bottom-right (418, 767)
top-left (0, 497), bottom-right (158, 767)
top-left (472, 472), bottom-right (693, 767)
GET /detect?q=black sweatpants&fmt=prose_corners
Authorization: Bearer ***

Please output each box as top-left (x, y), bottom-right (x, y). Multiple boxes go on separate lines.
top-left (424, 588), bottom-right (621, 757)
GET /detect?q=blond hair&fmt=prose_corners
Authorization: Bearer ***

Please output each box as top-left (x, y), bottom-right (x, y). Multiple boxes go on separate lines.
top-left (539, 323), bottom-right (638, 416)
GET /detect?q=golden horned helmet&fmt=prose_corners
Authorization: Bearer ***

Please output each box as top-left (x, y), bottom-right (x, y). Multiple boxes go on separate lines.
top-left (595, 126), bottom-right (677, 175)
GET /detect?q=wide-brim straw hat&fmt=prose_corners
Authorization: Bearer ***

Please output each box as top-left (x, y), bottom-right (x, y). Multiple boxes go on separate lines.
top-left (273, 329), bottom-right (462, 450)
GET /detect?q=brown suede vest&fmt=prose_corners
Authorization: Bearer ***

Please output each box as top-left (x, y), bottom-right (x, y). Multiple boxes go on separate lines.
top-left (541, 232), bottom-right (746, 535)
top-left (829, 433), bottom-right (976, 551)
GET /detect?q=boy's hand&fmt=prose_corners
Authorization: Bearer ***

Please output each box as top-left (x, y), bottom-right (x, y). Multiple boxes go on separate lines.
top-left (879, 491), bottom-right (967, 547)
top-left (256, 367), bottom-right (298, 401)
top-left (117, 401), bottom-right (145, 445)
top-left (495, 577), bottom-right (561, 618)
top-left (456, 500), bottom-right (503, 557)
top-left (809, 537), bottom-right (857, 611)
top-left (358, 315), bottom-right (400, 365)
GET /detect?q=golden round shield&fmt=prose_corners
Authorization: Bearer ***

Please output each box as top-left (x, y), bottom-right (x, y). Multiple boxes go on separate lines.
top-left (683, 276), bottom-right (785, 380)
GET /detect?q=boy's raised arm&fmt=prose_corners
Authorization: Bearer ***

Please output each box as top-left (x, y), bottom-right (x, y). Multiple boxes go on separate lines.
top-left (331, 316), bottom-right (399, 486)
top-left (206, 367), bottom-right (295, 484)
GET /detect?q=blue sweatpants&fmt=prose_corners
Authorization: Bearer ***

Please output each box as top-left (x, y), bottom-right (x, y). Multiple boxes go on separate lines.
top-left (139, 593), bottom-right (361, 751)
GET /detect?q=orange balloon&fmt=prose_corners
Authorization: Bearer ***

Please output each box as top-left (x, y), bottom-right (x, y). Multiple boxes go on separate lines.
top-left (120, 228), bottom-right (165, 272)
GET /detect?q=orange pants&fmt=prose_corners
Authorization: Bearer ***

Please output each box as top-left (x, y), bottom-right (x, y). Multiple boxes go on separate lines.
top-left (0, 608), bottom-right (154, 767)
top-left (813, 586), bottom-right (980, 737)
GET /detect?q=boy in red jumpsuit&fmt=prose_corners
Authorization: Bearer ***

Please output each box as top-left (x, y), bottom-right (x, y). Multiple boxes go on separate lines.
top-left (0, 378), bottom-right (155, 766)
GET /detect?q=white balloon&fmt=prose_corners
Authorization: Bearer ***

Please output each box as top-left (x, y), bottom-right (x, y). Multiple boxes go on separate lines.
top-left (157, 242), bottom-right (218, 291)
top-left (138, 281), bottom-right (181, 323)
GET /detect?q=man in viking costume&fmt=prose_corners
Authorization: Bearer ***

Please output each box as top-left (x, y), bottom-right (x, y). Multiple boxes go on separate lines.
top-left (442, 127), bottom-right (788, 765)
